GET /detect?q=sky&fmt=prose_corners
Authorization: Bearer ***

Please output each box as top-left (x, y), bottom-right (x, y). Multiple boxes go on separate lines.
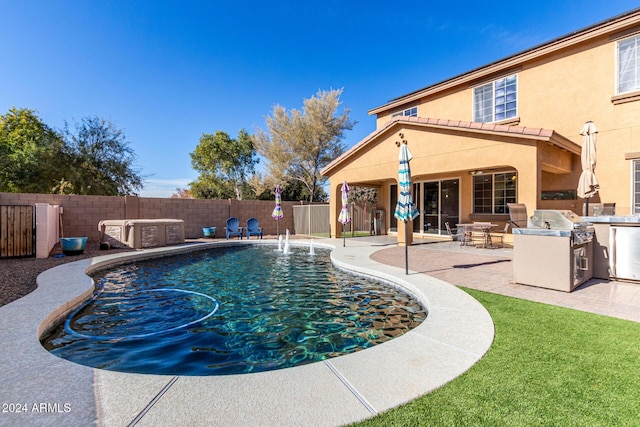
top-left (2, 1), bottom-right (639, 197)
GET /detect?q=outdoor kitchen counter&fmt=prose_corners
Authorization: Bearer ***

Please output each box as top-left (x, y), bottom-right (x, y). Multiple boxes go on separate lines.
top-left (582, 216), bottom-right (640, 224)
top-left (581, 216), bottom-right (640, 281)
top-left (512, 228), bottom-right (571, 237)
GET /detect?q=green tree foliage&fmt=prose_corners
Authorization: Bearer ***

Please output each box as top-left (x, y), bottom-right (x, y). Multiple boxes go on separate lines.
top-left (350, 186), bottom-right (377, 204)
top-left (0, 108), bottom-right (143, 196)
top-left (253, 88), bottom-right (355, 202)
top-left (190, 129), bottom-right (259, 200)
top-left (0, 107), bottom-right (68, 193)
top-left (250, 174), bottom-right (327, 202)
top-left (63, 117), bottom-right (143, 196)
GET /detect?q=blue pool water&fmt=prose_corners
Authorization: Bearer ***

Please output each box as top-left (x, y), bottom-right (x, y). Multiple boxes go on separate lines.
top-left (42, 244), bottom-right (427, 376)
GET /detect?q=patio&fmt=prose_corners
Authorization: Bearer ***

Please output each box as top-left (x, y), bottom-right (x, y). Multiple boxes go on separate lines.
top-left (364, 235), bottom-right (640, 323)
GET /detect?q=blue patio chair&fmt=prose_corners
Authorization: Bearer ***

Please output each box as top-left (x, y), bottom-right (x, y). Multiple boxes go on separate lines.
top-left (225, 217), bottom-right (243, 240)
top-left (245, 217), bottom-right (263, 239)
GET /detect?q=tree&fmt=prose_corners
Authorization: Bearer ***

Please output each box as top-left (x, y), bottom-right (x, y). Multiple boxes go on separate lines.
top-left (190, 129), bottom-right (259, 200)
top-left (171, 188), bottom-right (193, 199)
top-left (63, 117), bottom-right (143, 196)
top-left (0, 107), bottom-right (68, 193)
top-left (350, 186), bottom-right (377, 204)
top-left (253, 88), bottom-right (355, 202)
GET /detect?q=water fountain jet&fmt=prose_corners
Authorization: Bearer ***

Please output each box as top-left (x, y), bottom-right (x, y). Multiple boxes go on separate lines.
top-left (283, 230), bottom-right (291, 254)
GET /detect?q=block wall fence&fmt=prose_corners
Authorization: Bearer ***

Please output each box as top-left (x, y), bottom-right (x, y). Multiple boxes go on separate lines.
top-left (0, 193), bottom-right (301, 242)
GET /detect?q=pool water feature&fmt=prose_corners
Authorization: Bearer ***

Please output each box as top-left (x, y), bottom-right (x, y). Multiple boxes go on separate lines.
top-left (42, 244), bottom-right (427, 376)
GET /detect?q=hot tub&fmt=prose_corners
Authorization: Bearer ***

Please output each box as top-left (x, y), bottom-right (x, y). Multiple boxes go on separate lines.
top-left (98, 219), bottom-right (185, 249)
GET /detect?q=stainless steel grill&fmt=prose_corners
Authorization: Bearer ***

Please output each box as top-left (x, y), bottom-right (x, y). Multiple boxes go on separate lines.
top-left (512, 210), bottom-right (594, 292)
top-left (530, 210), bottom-right (594, 245)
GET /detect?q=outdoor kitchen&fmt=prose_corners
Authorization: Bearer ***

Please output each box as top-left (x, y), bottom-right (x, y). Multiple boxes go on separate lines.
top-left (512, 206), bottom-right (640, 292)
top-left (513, 210), bottom-right (594, 292)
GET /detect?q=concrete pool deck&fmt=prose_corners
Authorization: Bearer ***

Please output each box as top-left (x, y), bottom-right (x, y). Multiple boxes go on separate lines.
top-left (0, 239), bottom-right (495, 427)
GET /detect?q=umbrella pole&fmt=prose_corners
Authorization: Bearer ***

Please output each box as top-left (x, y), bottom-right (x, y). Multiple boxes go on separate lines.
top-left (585, 198), bottom-right (589, 216)
top-left (404, 221), bottom-right (409, 275)
top-left (342, 223), bottom-right (346, 247)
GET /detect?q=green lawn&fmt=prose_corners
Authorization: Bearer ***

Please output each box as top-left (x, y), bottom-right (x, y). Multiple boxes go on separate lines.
top-left (355, 288), bottom-right (640, 426)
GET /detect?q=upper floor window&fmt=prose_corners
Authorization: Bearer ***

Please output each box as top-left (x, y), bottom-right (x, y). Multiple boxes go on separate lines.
top-left (473, 74), bottom-right (517, 123)
top-left (618, 35), bottom-right (640, 94)
top-left (392, 106), bottom-right (418, 118)
top-left (473, 171), bottom-right (517, 214)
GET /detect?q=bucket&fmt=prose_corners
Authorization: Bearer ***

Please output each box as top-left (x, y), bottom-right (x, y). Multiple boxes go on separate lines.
top-left (202, 227), bottom-right (217, 238)
top-left (60, 237), bottom-right (88, 255)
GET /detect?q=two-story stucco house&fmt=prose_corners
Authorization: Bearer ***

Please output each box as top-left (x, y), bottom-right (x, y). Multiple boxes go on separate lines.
top-left (321, 7), bottom-right (640, 244)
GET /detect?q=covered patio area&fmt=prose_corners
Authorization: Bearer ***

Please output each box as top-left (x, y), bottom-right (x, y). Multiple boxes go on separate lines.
top-left (322, 116), bottom-right (583, 246)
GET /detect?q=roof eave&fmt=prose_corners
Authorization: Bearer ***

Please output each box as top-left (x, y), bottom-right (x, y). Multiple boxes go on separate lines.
top-left (321, 117), bottom-right (581, 177)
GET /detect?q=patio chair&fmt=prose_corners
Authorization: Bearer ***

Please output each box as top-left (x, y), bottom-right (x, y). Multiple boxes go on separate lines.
top-left (245, 218), bottom-right (263, 239)
top-left (445, 222), bottom-right (467, 246)
top-left (507, 203), bottom-right (528, 228)
top-left (490, 223), bottom-right (510, 248)
top-left (444, 222), bottom-right (457, 245)
top-left (225, 217), bottom-right (243, 240)
top-left (583, 202), bottom-right (604, 216)
top-left (603, 203), bottom-right (616, 215)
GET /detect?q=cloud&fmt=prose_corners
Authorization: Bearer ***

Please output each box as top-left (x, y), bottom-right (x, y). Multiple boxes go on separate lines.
top-left (140, 178), bottom-right (192, 198)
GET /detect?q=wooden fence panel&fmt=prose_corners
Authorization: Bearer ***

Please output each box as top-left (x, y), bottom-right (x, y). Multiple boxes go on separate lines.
top-left (0, 205), bottom-right (35, 258)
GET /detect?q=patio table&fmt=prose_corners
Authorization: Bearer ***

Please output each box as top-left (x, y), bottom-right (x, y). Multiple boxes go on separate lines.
top-left (472, 223), bottom-right (498, 248)
top-left (455, 223), bottom-right (475, 246)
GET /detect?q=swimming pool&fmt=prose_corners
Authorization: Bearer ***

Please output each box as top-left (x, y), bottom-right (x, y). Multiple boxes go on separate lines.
top-left (42, 244), bottom-right (427, 376)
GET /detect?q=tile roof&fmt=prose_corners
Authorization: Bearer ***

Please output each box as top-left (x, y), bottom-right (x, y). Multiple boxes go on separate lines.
top-left (321, 116), bottom-right (579, 176)
top-left (407, 116), bottom-right (554, 137)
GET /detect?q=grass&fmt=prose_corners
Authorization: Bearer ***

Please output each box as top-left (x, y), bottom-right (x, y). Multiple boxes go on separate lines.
top-left (355, 288), bottom-right (640, 426)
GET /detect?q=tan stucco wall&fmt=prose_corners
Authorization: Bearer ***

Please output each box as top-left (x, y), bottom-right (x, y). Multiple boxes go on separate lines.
top-left (372, 29), bottom-right (640, 215)
top-left (327, 122), bottom-right (570, 238)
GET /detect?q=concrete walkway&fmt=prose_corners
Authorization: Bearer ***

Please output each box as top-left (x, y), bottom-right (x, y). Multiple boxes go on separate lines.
top-left (0, 239), bottom-right (494, 427)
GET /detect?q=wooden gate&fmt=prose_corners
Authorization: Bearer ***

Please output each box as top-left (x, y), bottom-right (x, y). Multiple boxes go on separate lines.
top-left (0, 205), bottom-right (35, 258)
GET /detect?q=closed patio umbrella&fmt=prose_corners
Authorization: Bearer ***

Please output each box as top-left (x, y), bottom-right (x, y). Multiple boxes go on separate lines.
top-left (338, 181), bottom-right (351, 247)
top-left (577, 121), bottom-right (599, 215)
top-left (272, 184), bottom-right (283, 236)
top-left (394, 142), bottom-right (419, 274)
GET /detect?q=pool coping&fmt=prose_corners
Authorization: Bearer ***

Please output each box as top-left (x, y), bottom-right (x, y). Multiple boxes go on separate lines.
top-left (0, 238), bottom-right (494, 427)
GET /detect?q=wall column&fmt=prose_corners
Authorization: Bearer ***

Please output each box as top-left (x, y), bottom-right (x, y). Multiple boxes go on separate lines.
top-left (397, 219), bottom-right (414, 246)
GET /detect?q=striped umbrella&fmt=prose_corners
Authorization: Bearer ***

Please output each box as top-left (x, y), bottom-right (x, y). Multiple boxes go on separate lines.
top-left (338, 181), bottom-right (351, 246)
top-left (394, 144), bottom-right (419, 222)
top-left (272, 184), bottom-right (283, 236)
top-left (394, 143), bottom-right (419, 274)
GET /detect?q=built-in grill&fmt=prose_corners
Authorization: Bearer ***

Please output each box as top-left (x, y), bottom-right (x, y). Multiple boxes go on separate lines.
top-left (512, 210), bottom-right (594, 292)
top-left (529, 209), bottom-right (594, 245)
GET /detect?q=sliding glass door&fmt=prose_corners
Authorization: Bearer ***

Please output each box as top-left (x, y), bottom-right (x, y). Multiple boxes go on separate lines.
top-left (422, 179), bottom-right (460, 235)
top-left (390, 179), bottom-right (459, 235)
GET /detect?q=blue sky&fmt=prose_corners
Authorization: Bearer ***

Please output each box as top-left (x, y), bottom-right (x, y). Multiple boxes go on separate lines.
top-left (2, 1), bottom-right (638, 197)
